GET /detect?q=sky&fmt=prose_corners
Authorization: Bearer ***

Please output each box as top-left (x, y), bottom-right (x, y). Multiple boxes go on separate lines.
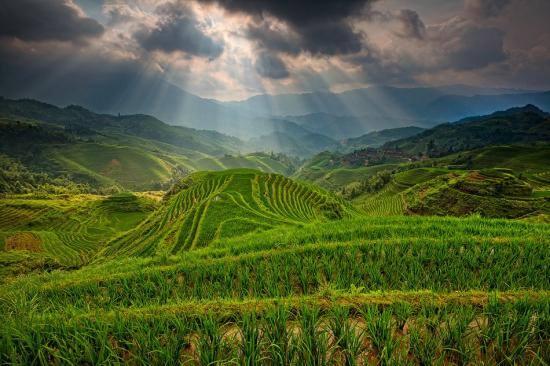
top-left (0, 0), bottom-right (549, 102)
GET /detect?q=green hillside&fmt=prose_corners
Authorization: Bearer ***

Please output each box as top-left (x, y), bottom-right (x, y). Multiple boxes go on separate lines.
top-left (0, 111), bottom-right (298, 191)
top-left (341, 126), bottom-right (425, 151)
top-left (292, 151), bottom-right (399, 190)
top-left (48, 143), bottom-right (173, 190)
top-left (0, 98), bottom-right (242, 156)
top-left (1, 214), bottom-right (549, 364)
top-left (103, 169), bottom-right (353, 257)
top-left (349, 145), bottom-right (550, 218)
top-left (0, 101), bottom-right (549, 364)
top-left (0, 193), bottom-right (159, 277)
top-left (403, 170), bottom-right (549, 218)
top-left (295, 105), bottom-right (550, 194)
top-left (384, 104), bottom-right (550, 156)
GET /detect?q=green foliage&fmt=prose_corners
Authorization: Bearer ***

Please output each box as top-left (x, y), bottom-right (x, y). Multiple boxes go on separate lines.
top-left (0, 154), bottom-right (91, 195)
top-left (0, 193), bottom-right (158, 274)
top-left (404, 171), bottom-right (549, 218)
top-left (341, 169), bottom-right (392, 199)
top-left (103, 169), bottom-right (354, 257)
top-left (384, 105), bottom-right (550, 156)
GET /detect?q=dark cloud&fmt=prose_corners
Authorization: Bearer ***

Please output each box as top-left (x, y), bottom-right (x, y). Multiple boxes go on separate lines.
top-left (395, 9), bottom-right (426, 40)
top-left (0, 39), bottom-right (147, 109)
top-left (0, 0), bottom-right (104, 42)
top-left (135, 2), bottom-right (223, 59)
top-left (347, 48), bottom-right (419, 85)
top-left (433, 21), bottom-right (507, 71)
top-left (464, 0), bottom-right (511, 19)
top-left (254, 52), bottom-right (289, 79)
top-left (294, 21), bottom-right (364, 55)
top-left (202, 0), bottom-right (372, 56)
top-left (247, 20), bottom-right (363, 56)
top-left (200, 0), bottom-right (370, 25)
top-left (246, 23), bottom-right (301, 55)
top-left (348, 15), bottom-right (508, 86)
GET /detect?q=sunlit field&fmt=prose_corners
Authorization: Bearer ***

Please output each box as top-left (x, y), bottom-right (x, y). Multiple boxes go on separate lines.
top-left (1, 0), bottom-right (550, 364)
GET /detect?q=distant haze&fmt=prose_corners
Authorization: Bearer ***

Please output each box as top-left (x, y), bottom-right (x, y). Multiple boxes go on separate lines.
top-left (0, 0), bottom-right (549, 137)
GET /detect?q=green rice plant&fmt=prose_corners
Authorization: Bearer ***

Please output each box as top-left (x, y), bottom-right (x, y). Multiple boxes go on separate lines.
top-left (409, 325), bottom-right (441, 366)
top-left (483, 301), bottom-right (544, 365)
top-left (296, 306), bottom-right (331, 366)
top-left (393, 301), bottom-right (413, 333)
top-left (327, 306), bottom-right (366, 366)
top-left (263, 306), bottom-right (296, 365)
top-left (362, 306), bottom-right (399, 365)
top-left (194, 315), bottom-right (236, 365)
top-left (239, 312), bottom-right (265, 365)
top-left (439, 306), bottom-right (475, 365)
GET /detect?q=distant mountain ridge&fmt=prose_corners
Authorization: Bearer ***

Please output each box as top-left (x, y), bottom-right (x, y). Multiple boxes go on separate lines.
top-left (0, 97), bottom-right (242, 156)
top-left (341, 126), bottom-right (425, 151)
top-left (0, 98), bottom-right (300, 190)
top-left (383, 104), bottom-right (550, 156)
top-left (5, 82), bottom-right (549, 142)
top-left (226, 85), bottom-right (550, 126)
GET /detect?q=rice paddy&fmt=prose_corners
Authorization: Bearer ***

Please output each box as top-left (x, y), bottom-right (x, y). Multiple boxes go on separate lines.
top-left (102, 169), bottom-right (353, 257)
top-left (0, 169), bottom-right (548, 364)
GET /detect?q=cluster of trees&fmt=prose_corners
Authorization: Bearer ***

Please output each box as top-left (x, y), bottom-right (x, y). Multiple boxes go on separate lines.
top-left (0, 120), bottom-right (72, 154)
top-left (265, 152), bottom-right (301, 174)
top-left (0, 155), bottom-right (91, 195)
top-left (157, 165), bottom-right (191, 192)
top-left (340, 170), bottom-right (393, 199)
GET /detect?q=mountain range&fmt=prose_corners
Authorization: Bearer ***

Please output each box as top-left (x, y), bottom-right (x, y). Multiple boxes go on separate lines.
top-left (383, 104), bottom-right (550, 156)
top-left (4, 82), bottom-right (550, 141)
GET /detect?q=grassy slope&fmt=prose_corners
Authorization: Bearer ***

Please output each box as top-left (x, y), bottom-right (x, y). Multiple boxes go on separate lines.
top-left (0, 102), bottom-right (297, 191)
top-left (48, 143), bottom-right (173, 189)
top-left (1, 215), bottom-right (549, 364)
top-left (0, 193), bottom-right (158, 275)
top-left (294, 144), bottom-right (550, 218)
top-left (102, 169), bottom-right (353, 257)
top-left (10, 132), bottom-right (296, 191)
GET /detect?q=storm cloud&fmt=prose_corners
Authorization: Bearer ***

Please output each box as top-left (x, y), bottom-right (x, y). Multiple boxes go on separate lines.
top-left (464, 0), bottom-right (511, 19)
top-left (0, 0), bottom-right (104, 42)
top-left (202, 0), bottom-right (372, 56)
top-left (395, 9), bottom-right (426, 40)
top-left (135, 2), bottom-right (223, 59)
top-left (254, 52), bottom-right (289, 79)
top-left (434, 22), bottom-right (507, 71)
top-left (0, 0), bottom-right (548, 102)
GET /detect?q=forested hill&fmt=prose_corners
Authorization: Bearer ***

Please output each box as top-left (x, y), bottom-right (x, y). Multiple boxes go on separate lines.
top-left (0, 97), bottom-right (242, 156)
top-left (340, 126), bottom-right (425, 151)
top-left (383, 104), bottom-right (550, 156)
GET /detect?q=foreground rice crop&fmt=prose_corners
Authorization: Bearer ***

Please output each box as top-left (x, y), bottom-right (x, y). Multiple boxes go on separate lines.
top-left (0, 171), bottom-right (549, 364)
top-left (1, 210), bottom-right (549, 364)
top-left (1, 293), bottom-right (548, 365)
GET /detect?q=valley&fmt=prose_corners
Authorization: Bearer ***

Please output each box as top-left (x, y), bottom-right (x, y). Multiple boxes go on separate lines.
top-left (0, 98), bottom-right (549, 364)
top-left (2, 0), bottom-right (550, 362)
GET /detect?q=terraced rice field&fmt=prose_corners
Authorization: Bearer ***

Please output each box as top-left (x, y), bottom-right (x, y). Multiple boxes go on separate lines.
top-left (0, 169), bottom-right (549, 364)
top-left (103, 169), bottom-right (352, 257)
top-left (357, 182), bottom-right (405, 216)
top-left (353, 169), bottom-right (450, 216)
top-left (1, 215), bottom-right (548, 364)
top-left (393, 168), bottom-right (449, 187)
top-left (0, 194), bottom-right (155, 268)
